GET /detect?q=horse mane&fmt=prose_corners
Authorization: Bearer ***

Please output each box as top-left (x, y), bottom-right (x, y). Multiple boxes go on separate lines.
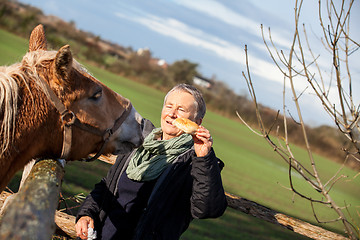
top-left (0, 50), bottom-right (86, 157)
top-left (0, 63), bottom-right (20, 157)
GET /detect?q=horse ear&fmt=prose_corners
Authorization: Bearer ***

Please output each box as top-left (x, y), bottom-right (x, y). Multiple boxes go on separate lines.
top-left (29, 24), bottom-right (47, 52)
top-left (54, 45), bottom-right (73, 85)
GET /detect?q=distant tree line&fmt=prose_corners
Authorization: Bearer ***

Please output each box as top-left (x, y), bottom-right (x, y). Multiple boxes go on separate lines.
top-left (0, 0), bottom-right (358, 169)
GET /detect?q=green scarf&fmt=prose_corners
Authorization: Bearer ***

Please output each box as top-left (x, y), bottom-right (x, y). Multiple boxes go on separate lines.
top-left (126, 128), bottom-right (193, 181)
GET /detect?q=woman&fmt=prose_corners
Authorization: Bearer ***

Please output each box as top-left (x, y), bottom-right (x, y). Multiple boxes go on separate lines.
top-left (75, 83), bottom-right (227, 240)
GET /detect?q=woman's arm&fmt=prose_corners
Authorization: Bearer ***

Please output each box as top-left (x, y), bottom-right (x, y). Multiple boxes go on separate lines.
top-left (190, 148), bottom-right (227, 219)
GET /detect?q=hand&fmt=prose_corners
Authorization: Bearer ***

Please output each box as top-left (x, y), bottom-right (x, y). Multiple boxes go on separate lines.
top-left (193, 125), bottom-right (213, 157)
top-left (75, 216), bottom-right (94, 240)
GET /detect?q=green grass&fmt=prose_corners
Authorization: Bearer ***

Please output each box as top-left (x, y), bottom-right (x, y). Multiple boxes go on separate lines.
top-left (0, 29), bottom-right (28, 65)
top-left (182, 208), bottom-right (311, 240)
top-left (2, 28), bottom-right (359, 239)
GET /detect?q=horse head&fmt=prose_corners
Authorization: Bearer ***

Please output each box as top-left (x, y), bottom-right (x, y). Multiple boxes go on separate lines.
top-left (29, 25), bottom-right (144, 160)
top-left (0, 24), bottom-right (146, 191)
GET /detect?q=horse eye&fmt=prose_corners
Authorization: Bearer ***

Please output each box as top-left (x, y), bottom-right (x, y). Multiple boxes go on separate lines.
top-left (90, 89), bottom-right (102, 101)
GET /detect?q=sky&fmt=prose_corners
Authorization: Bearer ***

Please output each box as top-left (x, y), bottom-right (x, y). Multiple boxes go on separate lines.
top-left (18, 0), bottom-right (360, 126)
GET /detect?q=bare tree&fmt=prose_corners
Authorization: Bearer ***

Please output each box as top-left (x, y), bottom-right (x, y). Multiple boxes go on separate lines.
top-left (237, 0), bottom-right (359, 239)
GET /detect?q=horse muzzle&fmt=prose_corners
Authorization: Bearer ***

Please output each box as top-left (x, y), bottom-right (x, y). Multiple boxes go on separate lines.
top-left (110, 106), bottom-right (144, 153)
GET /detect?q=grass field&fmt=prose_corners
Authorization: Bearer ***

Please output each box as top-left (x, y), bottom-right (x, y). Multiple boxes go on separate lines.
top-left (2, 28), bottom-right (359, 239)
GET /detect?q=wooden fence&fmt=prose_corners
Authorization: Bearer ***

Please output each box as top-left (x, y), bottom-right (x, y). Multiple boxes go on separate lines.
top-left (0, 159), bottom-right (64, 239)
top-left (0, 157), bottom-right (350, 239)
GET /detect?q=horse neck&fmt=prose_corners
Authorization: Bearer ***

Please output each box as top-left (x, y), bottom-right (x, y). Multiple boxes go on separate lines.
top-left (0, 71), bottom-right (64, 192)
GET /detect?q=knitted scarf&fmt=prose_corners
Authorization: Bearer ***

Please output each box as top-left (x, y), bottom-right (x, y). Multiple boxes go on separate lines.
top-left (126, 128), bottom-right (193, 181)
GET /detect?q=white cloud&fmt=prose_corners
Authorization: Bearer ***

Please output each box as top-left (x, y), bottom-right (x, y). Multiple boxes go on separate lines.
top-left (247, 54), bottom-right (284, 84)
top-left (114, 7), bottom-right (310, 93)
top-left (173, 0), bottom-right (296, 50)
top-left (114, 11), bottom-right (245, 64)
top-left (173, 0), bottom-right (260, 31)
top-left (114, 1), bottom-right (359, 118)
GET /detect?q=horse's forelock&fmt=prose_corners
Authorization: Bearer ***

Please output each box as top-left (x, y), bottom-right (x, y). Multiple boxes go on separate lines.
top-left (21, 50), bottom-right (57, 71)
top-left (21, 50), bottom-right (90, 92)
top-left (22, 50), bottom-right (93, 82)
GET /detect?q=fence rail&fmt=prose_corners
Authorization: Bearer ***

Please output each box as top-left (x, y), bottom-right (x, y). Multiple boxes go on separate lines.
top-left (225, 192), bottom-right (349, 240)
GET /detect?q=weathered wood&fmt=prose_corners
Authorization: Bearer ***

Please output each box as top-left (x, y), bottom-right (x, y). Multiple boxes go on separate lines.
top-left (225, 192), bottom-right (349, 240)
top-left (94, 154), bottom-right (117, 165)
top-left (0, 159), bottom-right (64, 240)
top-left (19, 160), bottom-right (36, 190)
top-left (1, 197), bottom-right (77, 238)
top-left (0, 191), bottom-right (12, 208)
top-left (0, 191), bottom-right (13, 217)
top-left (55, 211), bottom-right (77, 239)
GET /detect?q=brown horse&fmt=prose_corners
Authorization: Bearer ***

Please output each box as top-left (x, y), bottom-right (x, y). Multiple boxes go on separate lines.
top-left (0, 25), bottom-right (144, 192)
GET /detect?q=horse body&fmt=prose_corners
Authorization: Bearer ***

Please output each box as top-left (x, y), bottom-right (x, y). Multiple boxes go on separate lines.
top-left (0, 25), bottom-right (143, 192)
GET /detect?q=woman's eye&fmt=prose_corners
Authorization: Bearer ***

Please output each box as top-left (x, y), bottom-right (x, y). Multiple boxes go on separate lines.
top-left (90, 90), bottom-right (102, 101)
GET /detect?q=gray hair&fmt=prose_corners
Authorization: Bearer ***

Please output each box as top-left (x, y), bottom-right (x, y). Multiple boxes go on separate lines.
top-left (164, 83), bottom-right (206, 120)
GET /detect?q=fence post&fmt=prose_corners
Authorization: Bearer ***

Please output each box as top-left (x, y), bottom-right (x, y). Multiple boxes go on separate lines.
top-left (0, 159), bottom-right (64, 240)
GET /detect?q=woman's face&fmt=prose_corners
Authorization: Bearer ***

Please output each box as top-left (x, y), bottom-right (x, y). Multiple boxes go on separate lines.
top-left (161, 90), bottom-right (198, 140)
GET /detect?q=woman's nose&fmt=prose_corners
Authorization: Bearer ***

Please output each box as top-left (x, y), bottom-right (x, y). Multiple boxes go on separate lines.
top-left (168, 108), bottom-right (177, 117)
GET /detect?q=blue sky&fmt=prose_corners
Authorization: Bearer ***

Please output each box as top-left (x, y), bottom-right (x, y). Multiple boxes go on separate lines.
top-left (19, 0), bottom-right (360, 126)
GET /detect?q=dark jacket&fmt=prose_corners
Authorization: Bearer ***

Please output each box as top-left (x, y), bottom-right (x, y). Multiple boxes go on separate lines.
top-left (76, 119), bottom-right (227, 239)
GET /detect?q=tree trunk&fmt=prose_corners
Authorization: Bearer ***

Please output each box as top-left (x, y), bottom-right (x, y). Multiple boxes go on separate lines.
top-left (0, 159), bottom-right (64, 240)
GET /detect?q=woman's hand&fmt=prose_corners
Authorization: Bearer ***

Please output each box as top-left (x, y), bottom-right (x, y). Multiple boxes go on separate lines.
top-left (75, 216), bottom-right (94, 239)
top-left (193, 125), bottom-right (213, 157)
